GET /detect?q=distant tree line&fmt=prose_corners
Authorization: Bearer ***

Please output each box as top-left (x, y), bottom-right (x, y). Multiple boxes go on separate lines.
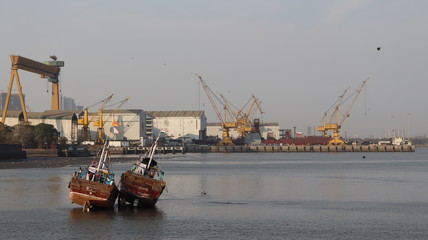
top-left (0, 123), bottom-right (64, 149)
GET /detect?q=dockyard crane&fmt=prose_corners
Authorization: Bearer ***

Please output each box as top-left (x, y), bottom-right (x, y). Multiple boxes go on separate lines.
top-left (218, 93), bottom-right (239, 126)
top-left (100, 97), bottom-right (131, 141)
top-left (234, 95), bottom-right (264, 138)
top-left (316, 78), bottom-right (368, 145)
top-left (316, 88), bottom-right (349, 136)
top-left (92, 95), bottom-right (116, 144)
top-left (105, 96), bottom-right (131, 122)
top-left (1, 55), bottom-right (64, 125)
top-left (77, 94), bottom-right (113, 142)
top-left (197, 74), bottom-right (236, 145)
top-left (220, 94), bottom-right (264, 139)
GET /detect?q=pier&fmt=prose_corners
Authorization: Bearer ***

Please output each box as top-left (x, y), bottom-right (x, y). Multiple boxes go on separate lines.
top-left (185, 145), bottom-right (415, 153)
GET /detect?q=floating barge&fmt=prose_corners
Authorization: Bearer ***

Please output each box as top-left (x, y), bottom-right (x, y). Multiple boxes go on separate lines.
top-left (185, 144), bottom-right (415, 153)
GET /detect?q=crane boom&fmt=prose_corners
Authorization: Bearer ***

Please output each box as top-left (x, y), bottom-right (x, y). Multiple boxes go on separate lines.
top-left (219, 93), bottom-right (237, 124)
top-left (234, 95), bottom-right (264, 137)
top-left (78, 94), bottom-right (113, 142)
top-left (197, 74), bottom-right (235, 145)
top-left (315, 78), bottom-right (368, 145)
top-left (11, 55), bottom-right (61, 77)
top-left (197, 74), bottom-right (223, 123)
top-left (327, 88), bottom-right (349, 125)
top-left (339, 78), bottom-right (368, 126)
top-left (104, 96), bottom-right (131, 123)
top-left (93, 94), bottom-right (114, 144)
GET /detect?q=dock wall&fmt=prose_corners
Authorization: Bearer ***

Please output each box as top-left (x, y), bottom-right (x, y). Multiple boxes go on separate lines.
top-left (185, 145), bottom-right (415, 153)
top-left (91, 144), bottom-right (416, 155)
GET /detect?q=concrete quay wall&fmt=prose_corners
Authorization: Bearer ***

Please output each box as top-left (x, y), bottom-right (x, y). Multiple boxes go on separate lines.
top-left (185, 145), bottom-right (415, 153)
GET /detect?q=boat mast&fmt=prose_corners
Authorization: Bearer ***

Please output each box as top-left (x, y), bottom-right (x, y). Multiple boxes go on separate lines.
top-left (93, 140), bottom-right (109, 180)
top-left (147, 132), bottom-right (161, 169)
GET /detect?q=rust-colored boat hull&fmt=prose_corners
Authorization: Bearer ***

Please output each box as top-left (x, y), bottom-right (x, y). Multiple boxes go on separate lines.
top-left (69, 177), bottom-right (119, 209)
top-left (119, 171), bottom-right (166, 207)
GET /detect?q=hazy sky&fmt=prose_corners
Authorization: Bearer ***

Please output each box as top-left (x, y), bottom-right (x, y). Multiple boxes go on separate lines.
top-left (1, 0), bottom-right (427, 138)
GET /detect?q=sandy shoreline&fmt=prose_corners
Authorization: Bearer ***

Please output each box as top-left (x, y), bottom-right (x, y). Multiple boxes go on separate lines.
top-left (0, 156), bottom-right (137, 169)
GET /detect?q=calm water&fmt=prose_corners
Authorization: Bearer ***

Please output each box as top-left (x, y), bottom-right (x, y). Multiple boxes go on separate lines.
top-left (1, 149), bottom-right (428, 239)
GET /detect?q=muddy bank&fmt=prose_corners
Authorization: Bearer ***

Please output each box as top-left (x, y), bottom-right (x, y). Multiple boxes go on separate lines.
top-left (0, 156), bottom-right (137, 169)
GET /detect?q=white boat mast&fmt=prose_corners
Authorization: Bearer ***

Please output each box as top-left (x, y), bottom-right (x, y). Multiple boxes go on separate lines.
top-left (147, 132), bottom-right (161, 169)
top-left (92, 140), bottom-right (109, 181)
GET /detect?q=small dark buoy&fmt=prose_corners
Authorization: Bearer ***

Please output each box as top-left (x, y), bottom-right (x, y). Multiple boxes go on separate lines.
top-left (201, 191), bottom-right (207, 196)
top-left (362, 155), bottom-right (366, 159)
top-left (377, 47), bottom-right (381, 51)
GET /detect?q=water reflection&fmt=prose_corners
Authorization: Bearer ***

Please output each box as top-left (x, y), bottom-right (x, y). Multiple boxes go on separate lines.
top-left (68, 206), bottom-right (164, 221)
top-left (67, 206), bottom-right (165, 239)
top-left (2, 152), bottom-right (428, 240)
top-left (117, 206), bottom-right (165, 219)
top-left (68, 208), bottom-right (117, 221)
top-left (48, 176), bottom-right (61, 183)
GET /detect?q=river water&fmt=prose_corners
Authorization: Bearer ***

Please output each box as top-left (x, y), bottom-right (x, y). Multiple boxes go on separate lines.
top-left (1, 149), bottom-right (428, 239)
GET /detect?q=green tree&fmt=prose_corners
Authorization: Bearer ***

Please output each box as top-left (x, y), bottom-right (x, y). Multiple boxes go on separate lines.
top-left (0, 124), bottom-right (13, 143)
top-left (33, 123), bottom-right (59, 149)
top-left (12, 124), bottom-right (36, 148)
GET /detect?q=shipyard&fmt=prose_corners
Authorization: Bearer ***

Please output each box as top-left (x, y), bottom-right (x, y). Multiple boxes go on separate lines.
top-left (0, 56), bottom-right (419, 158)
top-left (2, 1), bottom-right (428, 240)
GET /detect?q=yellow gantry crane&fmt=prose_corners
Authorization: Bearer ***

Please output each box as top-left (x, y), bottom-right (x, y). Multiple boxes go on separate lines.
top-left (197, 74), bottom-right (236, 145)
top-left (316, 78), bottom-right (368, 145)
top-left (1, 55), bottom-right (64, 124)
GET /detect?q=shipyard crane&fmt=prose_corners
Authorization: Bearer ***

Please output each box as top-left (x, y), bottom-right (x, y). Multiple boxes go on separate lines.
top-left (92, 95), bottom-right (116, 144)
top-left (234, 95), bottom-right (264, 138)
top-left (105, 96), bottom-right (131, 122)
top-left (1, 55), bottom-right (64, 125)
top-left (102, 96), bottom-right (131, 138)
top-left (316, 88), bottom-right (349, 136)
top-left (77, 94), bottom-right (113, 142)
top-left (316, 78), bottom-right (368, 145)
top-left (197, 74), bottom-right (236, 145)
top-left (220, 94), bottom-right (264, 138)
top-left (218, 93), bottom-right (239, 126)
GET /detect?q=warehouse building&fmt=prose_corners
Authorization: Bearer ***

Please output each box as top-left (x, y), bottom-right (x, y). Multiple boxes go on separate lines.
top-left (3, 110), bottom-right (80, 142)
top-left (3, 109), bottom-right (147, 144)
top-left (3, 109), bottom-right (207, 145)
top-left (145, 111), bottom-right (207, 141)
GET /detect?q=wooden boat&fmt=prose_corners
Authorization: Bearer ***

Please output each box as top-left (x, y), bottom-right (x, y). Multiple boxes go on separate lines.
top-left (118, 133), bottom-right (166, 207)
top-left (68, 141), bottom-right (119, 211)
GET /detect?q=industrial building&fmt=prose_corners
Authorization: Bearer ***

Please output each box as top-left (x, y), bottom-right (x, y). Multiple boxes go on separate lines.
top-left (145, 111), bottom-right (207, 141)
top-left (2, 109), bottom-right (147, 144)
top-left (3, 110), bottom-right (80, 142)
top-left (2, 109), bottom-right (207, 145)
top-left (206, 122), bottom-right (280, 140)
top-left (3, 109), bottom-right (283, 145)
top-left (95, 109), bottom-right (147, 144)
